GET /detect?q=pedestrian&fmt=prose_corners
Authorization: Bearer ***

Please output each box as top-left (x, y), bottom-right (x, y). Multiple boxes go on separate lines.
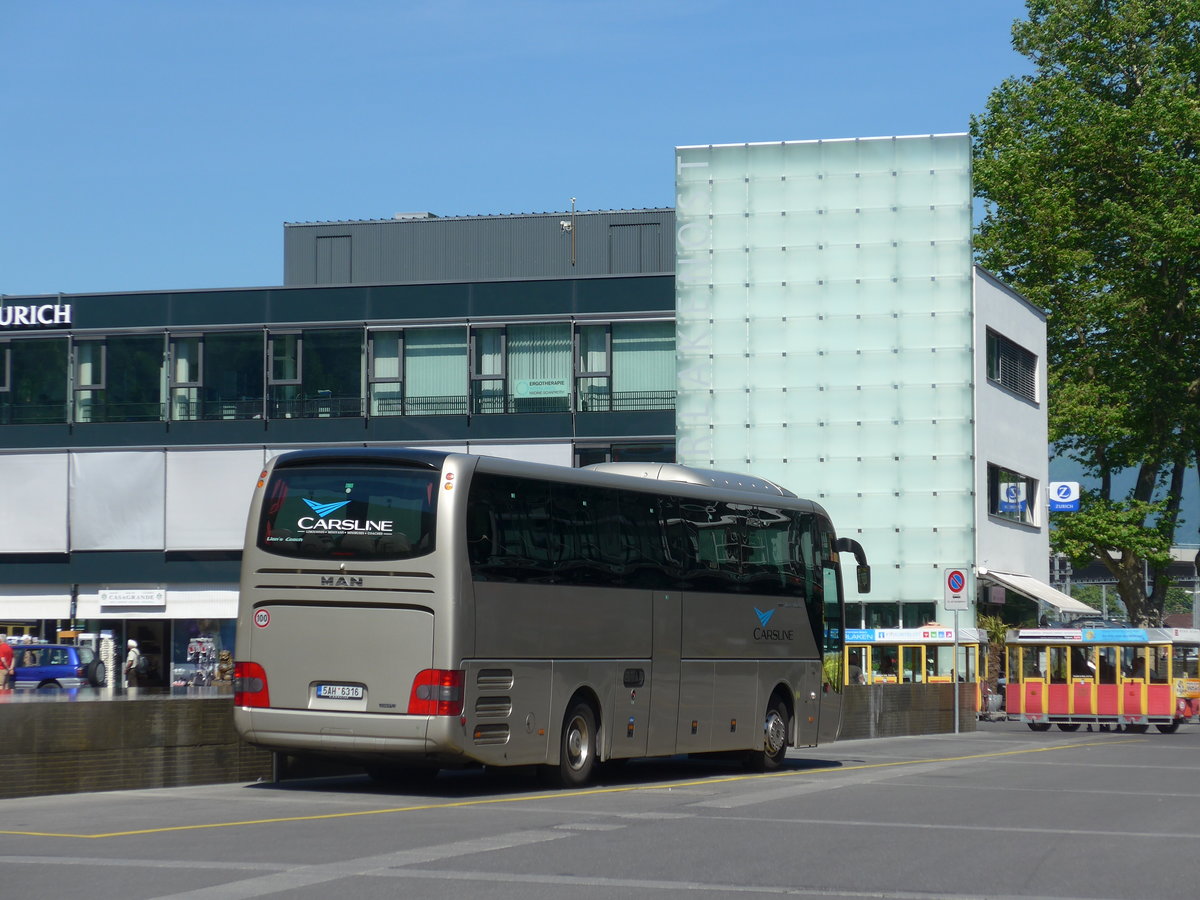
top-left (124, 639), bottom-right (142, 690)
top-left (0, 635), bottom-right (13, 690)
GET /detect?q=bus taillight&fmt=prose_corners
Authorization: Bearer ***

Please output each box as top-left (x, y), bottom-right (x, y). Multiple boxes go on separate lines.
top-left (408, 669), bottom-right (464, 716)
top-left (234, 661), bottom-right (270, 708)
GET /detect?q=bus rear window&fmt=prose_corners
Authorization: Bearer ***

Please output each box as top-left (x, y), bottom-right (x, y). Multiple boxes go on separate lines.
top-left (257, 465), bottom-right (437, 560)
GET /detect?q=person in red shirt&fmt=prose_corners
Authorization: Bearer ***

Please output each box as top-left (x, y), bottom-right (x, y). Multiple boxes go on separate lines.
top-left (0, 635), bottom-right (14, 690)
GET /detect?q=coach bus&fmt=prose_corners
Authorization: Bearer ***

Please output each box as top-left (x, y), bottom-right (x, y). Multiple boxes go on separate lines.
top-left (1005, 624), bottom-right (1200, 733)
top-left (233, 448), bottom-right (870, 785)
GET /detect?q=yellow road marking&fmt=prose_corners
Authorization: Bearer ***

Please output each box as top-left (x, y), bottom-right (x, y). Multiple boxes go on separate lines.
top-left (0, 737), bottom-right (1139, 839)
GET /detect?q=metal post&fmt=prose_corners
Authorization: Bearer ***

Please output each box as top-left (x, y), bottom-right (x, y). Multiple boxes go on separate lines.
top-left (953, 609), bottom-right (960, 735)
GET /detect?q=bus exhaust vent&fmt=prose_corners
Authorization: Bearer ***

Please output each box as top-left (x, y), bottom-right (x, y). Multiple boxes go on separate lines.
top-left (472, 724), bottom-right (510, 745)
top-left (476, 669), bottom-right (514, 690)
top-left (474, 696), bottom-right (513, 718)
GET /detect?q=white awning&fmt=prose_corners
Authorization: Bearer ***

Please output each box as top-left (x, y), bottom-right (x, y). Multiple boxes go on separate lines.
top-left (0, 590), bottom-right (72, 619)
top-left (979, 570), bottom-right (1095, 614)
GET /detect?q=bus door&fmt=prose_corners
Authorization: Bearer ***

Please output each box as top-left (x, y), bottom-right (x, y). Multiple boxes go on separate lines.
top-left (645, 590), bottom-right (682, 757)
top-left (1094, 646), bottom-right (1119, 715)
top-left (1069, 646), bottom-right (1094, 715)
top-left (901, 646), bottom-right (924, 683)
top-left (870, 644), bottom-right (899, 684)
top-left (1147, 646), bottom-right (1173, 716)
top-left (1120, 647), bottom-right (1147, 716)
top-left (1016, 645), bottom-right (1047, 715)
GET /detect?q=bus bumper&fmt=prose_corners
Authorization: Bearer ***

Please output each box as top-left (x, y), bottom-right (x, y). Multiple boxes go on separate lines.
top-left (234, 706), bottom-right (470, 763)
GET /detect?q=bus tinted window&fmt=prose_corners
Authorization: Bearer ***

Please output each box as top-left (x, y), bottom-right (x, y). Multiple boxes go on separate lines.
top-left (467, 471), bottom-right (831, 598)
top-left (257, 465), bottom-right (436, 560)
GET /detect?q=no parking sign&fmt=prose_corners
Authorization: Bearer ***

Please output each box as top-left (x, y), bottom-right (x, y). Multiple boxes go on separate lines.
top-left (944, 567), bottom-right (969, 611)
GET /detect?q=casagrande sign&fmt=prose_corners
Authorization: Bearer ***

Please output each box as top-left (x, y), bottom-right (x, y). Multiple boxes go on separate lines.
top-left (0, 302), bottom-right (72, 329)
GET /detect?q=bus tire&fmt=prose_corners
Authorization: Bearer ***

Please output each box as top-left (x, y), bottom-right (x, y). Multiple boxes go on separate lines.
top-left (1056, 723), bottom-right (1080, 732)
top-left (1155, 722), bottom-right (1180, 734)
top-left (1027, 722), bottom-right (1051, 731)
top-left (746, 695), bottom-right (789, 772)
top-left (556, 700), bottom-right (598, 787)
top-left (1124, 723), bottom-right (1149, 733)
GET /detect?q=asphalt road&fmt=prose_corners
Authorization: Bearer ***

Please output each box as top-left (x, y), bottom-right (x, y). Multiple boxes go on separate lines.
top-left (1, 719), bottom-right (1196, 900)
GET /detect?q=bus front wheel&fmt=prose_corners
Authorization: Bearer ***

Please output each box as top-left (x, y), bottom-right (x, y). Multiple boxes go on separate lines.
top-left (556, 701), bottom-right (597, 787)
top-left (746, 696), bottom-right (789, 772)
top-left (1056, 723), bottom-right (1080, 732)
top-left (1155, 722), bottom-right (1180, 734)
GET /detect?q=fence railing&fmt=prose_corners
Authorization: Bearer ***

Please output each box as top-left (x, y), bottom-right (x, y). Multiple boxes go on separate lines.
top-left (1, 390), bottom-right (676, 426)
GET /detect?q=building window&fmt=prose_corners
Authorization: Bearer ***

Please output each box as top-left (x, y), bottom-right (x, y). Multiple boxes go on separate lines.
top-left (74, 335), bottom-right (164, 423)
top-left (368, 330), bottom-right (403, 416)
top-left (986, 329), bottom-right (1038, 402)
top-left (576, 320), bottom-right (676, 412)
top-left (988, 463), bottom-right (1038, 526)
top-left (268, 329), bottom-right (362, 419)
top-left (470, 327), bottom-right (506, 414)
top-left (170, 331), bottom-right (264, 421)
top-left (405, 327), bottom-right (467, 415)
top-left (509, 323), bottom-right (571, 413)
top-left (0, 338), bottom-right (69, 424)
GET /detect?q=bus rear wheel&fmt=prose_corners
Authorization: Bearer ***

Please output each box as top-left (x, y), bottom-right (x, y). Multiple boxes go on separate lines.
top-left (1123, 723), bottom-right (1149, 733)
top-left (745, 696), bottom-right (789, 772)
top-left (1027, 722), bottom-right (1051, 732)
top-left (1155, 722), bottom-right (1180, 734)
top-left (1056, 723), bottom-right (1080, 732)
top-left (555, 701), bottom-right (597, 787)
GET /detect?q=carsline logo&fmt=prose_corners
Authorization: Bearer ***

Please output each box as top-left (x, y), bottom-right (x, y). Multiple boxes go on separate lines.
top-left (294, 497), bottom-right (395, 535)
top-left (753, 606), bottom-right (792, 641)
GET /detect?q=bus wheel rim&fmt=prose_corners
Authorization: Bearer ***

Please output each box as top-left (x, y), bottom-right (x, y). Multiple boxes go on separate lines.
top-left (765, 710), bottom-right (786, 755)
top-left (566, 716), bottom-right (590, 770)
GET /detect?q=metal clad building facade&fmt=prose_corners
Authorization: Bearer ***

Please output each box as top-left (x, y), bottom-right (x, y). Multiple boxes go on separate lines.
top-left (284, 209), bottom-right (676, 285)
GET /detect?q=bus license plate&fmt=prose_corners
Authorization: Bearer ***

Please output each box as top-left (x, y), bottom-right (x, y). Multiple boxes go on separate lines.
top-left (316, 684), bottom-right (363, 700)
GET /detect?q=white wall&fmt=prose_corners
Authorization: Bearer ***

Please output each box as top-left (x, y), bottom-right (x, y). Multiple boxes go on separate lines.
top-left (973, 268), bottom-right (1051, 581)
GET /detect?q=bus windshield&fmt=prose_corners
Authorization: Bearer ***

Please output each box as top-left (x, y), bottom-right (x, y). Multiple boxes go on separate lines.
top-left (257, 464), bottom-right (437, 560)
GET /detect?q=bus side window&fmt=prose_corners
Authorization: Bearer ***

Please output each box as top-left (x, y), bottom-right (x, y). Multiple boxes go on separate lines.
top-left (1096, 647), bottom-right (1117, 684)
top-left (1124, 648), bottom-right (1147, 680)
top-left (1151, 649), bottom-right (1169, 683)
top-left (1023, 647), bottom-right (1043, 680)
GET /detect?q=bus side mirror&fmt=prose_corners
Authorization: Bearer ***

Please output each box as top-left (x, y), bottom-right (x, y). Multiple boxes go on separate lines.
top-left (856, 565), bottom-right (871, 594)
top-left (835, 538), bottom-right (871, 594)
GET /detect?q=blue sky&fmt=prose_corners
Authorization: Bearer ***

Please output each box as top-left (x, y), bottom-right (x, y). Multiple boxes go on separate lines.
top-left (2, 1), bottom-right (1031, 296)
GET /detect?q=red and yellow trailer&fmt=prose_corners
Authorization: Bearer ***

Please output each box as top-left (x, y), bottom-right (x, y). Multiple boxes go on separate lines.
top-left (1005, 626), bottom-right (1200, 733)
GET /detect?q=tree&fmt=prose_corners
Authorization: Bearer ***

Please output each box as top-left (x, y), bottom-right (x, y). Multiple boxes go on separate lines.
top-left (972, 0), bottom-right (1200, 625)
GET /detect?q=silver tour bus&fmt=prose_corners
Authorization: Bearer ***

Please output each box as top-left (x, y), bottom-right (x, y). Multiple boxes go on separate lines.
top-left (234, 448), bottom-right (870, 785)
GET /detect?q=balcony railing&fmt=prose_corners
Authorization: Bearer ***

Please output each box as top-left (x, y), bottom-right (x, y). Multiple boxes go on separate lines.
top-left (1, 389), bottom-right (676, 426)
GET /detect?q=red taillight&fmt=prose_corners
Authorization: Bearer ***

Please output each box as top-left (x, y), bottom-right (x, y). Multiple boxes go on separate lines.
top-left (234, 661), bottom-right (270, 708)
top-left (408, 669), bottom-right (464, 716)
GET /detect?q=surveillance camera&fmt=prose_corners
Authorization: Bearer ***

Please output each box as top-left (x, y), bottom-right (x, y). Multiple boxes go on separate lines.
top-left (560, 221), bottom-right (572, 232)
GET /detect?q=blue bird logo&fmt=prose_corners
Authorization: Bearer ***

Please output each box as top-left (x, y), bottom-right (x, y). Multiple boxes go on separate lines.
top-left (302, 498), bottom-right (351, 518)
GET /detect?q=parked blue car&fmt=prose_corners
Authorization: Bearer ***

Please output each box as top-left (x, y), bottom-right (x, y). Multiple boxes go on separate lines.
top-left (12, 644), bottom-right (106, 690)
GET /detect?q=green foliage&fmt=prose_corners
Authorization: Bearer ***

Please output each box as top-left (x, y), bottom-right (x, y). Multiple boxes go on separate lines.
top-left (1163, 585), bottom-right (1195, 616)
top-left (975, 613), bottom-right (1010, 648)
top-left (972, 0), bottom-right (1200, 625)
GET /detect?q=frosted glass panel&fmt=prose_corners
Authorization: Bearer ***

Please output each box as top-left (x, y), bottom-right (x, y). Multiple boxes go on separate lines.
top-left (677, 134), bottom-right (975, 604)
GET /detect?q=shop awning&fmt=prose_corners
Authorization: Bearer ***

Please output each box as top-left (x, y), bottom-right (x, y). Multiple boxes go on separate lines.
top-left (979, 569), bottom-right (1095, 614)
top-left (0, 591), bottom-right (72, 620)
